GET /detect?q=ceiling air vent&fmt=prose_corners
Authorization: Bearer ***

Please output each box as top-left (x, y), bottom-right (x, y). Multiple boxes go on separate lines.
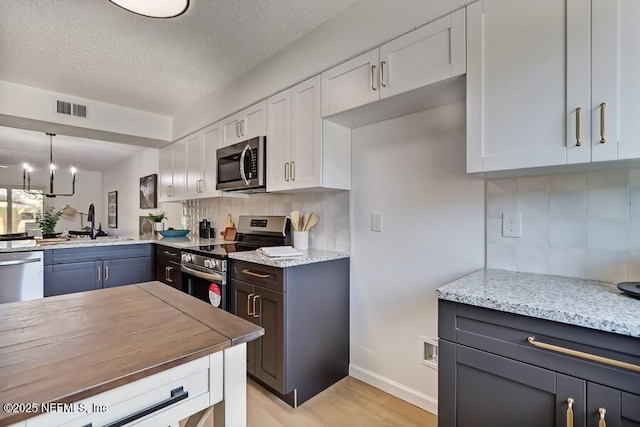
top-left (56, 100), bottom-right (72, 115)
top-left (72, 103), bottom-right (87, 118)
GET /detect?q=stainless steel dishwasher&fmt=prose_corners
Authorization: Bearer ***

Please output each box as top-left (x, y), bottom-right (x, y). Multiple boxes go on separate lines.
top-left (0, 251), bottom-right (44, 303)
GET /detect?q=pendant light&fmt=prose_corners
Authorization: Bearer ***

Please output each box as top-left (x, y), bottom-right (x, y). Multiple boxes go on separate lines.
top-left (108, 0), bottom-right (189, 18)
top-left (23, 133), bottom-right (76, 198)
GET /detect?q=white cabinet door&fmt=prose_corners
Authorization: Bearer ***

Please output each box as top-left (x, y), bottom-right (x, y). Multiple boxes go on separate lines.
top-left (202, 121), bottom-right (222, 195)
top-left (266, 88), bottom-right (292, 192)
top-left (466, 0), bottom-right (590, 172)
top-left (321, 48), bottom-right (380, 117)
top-left (158, 145), bottom-right (173, 202)
top-left (172, 138), bottom-right (187, 199)
top-left (222, 116), bottom-right (241, 147)
top-left (290, 75), bottom-right (322, 190)
top-left (380, 9), bottom-right (466, 100)
top-left (241, 100), bottom-right (267, 140)
top-left (592, 0), bottom-right (640, 161)
top-left (185, 131), bottom-right (203, 197)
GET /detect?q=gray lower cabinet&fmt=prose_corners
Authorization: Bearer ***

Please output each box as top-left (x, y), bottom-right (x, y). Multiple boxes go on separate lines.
top-left (44, 244), bottom-right (153, 297)
top-left (154, 244), bottom-right (183, 290)
top-left (230, 258), bottom-right (349, 407)
top-left (438, 300), bottom-right (640, 427)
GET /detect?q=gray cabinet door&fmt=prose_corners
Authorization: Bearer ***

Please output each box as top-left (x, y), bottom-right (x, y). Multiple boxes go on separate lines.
top-left (588, 383), bottom-right (640, 427)
top-left (44, 261), bottom-right (101, 296)
top-left (449, 344), bottom-right (585, 427)
top-left (102, 257), bottom-right (152, 288)
top-left (254, 286), bottom-right (285, 393)
top-left (230, 279), bottom-right (258, 375)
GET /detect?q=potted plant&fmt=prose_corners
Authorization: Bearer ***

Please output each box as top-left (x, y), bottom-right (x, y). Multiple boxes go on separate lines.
top-left (148, 212), bottom-right (167, 232)
top-left (37, 207), bottom-right (63, 238)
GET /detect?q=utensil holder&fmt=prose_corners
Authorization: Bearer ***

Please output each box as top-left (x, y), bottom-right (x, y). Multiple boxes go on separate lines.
top-left (293, 231), bottom-right (309, 250)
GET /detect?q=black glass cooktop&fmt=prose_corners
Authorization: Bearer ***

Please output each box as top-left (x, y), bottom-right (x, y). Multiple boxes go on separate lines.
top-left (182, 243), bottom-right (258, 259)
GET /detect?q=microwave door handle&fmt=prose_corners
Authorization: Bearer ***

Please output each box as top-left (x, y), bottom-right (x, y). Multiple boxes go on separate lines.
top-left (239, 144), bottom-right (250, 186)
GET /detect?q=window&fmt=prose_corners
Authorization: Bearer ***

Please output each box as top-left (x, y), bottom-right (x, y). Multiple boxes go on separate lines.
top-left (0, 187), bottom-right (44, 234)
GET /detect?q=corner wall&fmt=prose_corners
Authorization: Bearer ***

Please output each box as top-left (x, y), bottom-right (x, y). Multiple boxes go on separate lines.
top-left (349, 102), bottom-right (485, 413)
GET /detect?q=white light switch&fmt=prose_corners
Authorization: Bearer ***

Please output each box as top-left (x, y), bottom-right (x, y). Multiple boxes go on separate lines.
top-left (371, 212), bottom-right (383, 232)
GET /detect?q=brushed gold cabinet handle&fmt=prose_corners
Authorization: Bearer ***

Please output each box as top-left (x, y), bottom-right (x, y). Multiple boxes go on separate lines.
top-left (253, 295), bottom-right (261, 318)
top-left (235, 121), bottom-right (240, 138)
top-left (242, 268), bottom-right (270, 279)
top-left (371, 65), bottom-right (377, 91)
top-left (575, 107), bottom-right (581, 147)
top-left (566, 398), bottom-right (574, 427)
top-left (285, 162), bottom-right (289, 182)
top-left (380, 61), bottom-right (387, 87)
top-left (247, 293), bottom-right (254, 316)
top-left (599, 102), bottom-right (606, 144)
top-left (527, 336), bottom-right (640, 372)
top-left (599, 407), bottom-right (606, 427)
top-left (291, 161), bottom-right (295, 181)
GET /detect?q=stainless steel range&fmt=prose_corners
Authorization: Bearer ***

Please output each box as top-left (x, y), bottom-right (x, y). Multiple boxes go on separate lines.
top-left (180, 215), bottom-right (291, 310)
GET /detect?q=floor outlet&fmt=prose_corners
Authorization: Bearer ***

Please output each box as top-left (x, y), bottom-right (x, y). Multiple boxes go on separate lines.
top-left (502, 212), bottom-right (521, 238)
top-left (371, 212), bottom-right (383, 232)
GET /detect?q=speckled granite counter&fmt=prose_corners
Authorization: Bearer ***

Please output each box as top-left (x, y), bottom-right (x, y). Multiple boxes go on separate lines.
top-left (229, 249), bottom-right (349, 268)
top-left (436, 268), bottom-right (640, 338)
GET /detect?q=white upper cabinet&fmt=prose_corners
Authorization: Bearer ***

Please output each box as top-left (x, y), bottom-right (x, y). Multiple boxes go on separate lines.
top-left (466, 0), bottom-right (588, 173)
top-left (201, 122), bottom-right (222, 195)
top-left (158, 145), bottom-right (173, 202)
top-left (268, 75), bottom-right (350, 192)
top-left (185, 132), bottom-right (203, 197)
top-left (222, 100), bottom-right (267, 147)
top-left (322, 9), bottom-right (466, 119)
top-left (171, 138), bottom-right (187, 199)
top-left (379, 9), bottom-right (466, 100)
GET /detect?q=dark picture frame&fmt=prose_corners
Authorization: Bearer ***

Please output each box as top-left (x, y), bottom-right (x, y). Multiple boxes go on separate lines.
top-left (107, 191), bottom-right (118, 228)
top-left (139, 174), bottom-right (157, 209)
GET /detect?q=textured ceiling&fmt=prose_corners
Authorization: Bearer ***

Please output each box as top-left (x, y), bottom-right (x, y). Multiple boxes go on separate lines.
top-left (0, 126), bottom-right (145, 172)
top-left (0, 0), bottom-right (358, 116)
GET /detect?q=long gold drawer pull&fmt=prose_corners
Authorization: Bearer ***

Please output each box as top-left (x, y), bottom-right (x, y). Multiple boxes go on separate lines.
top-left (242, 268), bottom-right (270, 279)
top-left (253, 295), bottom-right (261, 318)
top-left (567, 398), bottom-right (574, 427)
top-left (527, 337), bottom-right (640, 372)
top-left (599, 102), bottom-right (606, 144)
top-left (575, 107), bottom-right (581, 146)
top-left (599, 407), bottom-right (606, 427)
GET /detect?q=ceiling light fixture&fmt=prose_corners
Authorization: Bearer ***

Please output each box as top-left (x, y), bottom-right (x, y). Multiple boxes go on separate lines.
top-left (108, 0), bottom-right (189, 18)
top-left (23, 133), bottom-right (76, 198)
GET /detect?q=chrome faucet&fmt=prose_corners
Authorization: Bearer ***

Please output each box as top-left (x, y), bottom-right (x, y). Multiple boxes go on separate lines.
top-left (87, 203), bottom-right (99, 240)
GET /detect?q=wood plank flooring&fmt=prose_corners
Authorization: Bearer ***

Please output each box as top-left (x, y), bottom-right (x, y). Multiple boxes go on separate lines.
top-left (185, 376), bottom-right (438, 427)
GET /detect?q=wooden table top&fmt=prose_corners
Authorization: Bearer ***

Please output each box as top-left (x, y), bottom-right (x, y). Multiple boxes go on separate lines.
top-left (0, 282), bottom-right (263, 426)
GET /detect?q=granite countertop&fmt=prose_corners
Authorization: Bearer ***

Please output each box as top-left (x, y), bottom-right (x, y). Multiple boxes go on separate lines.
top-left (229, 249), bottom-right (350, 268)
top-left (0, 234), bottom-right (232, 252)
top-left (436, 268), bottom-right (640, 338)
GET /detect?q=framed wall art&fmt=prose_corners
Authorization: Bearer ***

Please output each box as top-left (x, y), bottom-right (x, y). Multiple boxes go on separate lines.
top-left (139, 173), bottom-right (157, 208)
top-left (107, 191), bottom-right (118, 228)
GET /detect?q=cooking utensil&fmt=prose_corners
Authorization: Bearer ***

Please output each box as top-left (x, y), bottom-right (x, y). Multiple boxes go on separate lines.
top-left (291, 211), bottom-right (300, 231)
top-left (301, 213), bottom-right (311, 231)
top-left (305, 214), bottom-right (319, 231)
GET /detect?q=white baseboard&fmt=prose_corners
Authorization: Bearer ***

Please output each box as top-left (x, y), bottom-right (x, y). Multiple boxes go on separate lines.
top-left (349, 364), bottom-right (438, 415)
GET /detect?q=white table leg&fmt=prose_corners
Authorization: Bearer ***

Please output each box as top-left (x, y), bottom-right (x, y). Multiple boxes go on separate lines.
top-left (213, 343), bottom-right (247, 427)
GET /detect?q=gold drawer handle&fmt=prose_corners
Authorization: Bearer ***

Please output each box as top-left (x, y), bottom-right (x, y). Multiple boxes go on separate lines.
top-left (242, 268), bottom-right (270, 279)
top-left (527, 337), bottom-right (640, 372)
top-left (566, 398), bottom-right (574, 427)
top-left (599, 407), bottom-right (606, 427)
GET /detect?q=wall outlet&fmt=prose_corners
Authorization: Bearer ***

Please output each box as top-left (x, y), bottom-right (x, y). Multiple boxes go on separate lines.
top-left (502, 212), bottom-right (521, 238)
top-left (371, 212), bottom-right (383, 232)
top-left (420, 336), bottom-right (438, 369)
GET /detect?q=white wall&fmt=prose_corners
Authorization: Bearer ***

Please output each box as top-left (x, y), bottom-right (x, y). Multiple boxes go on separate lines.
top-left (0, 164), bottom-right (102, 232)
top-left (101, 148), bottom-right (181, 236)
top-left (173, 0), bottom-right (470, 139)
top-left (349, 102), bottom-right (485, 413)
top-left (486, 168), bottom-right (640, 283)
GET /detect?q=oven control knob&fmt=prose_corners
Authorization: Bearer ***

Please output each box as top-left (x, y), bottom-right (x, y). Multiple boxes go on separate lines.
top-left (183, 254), bottom-right (192, 263)
top-left (204, 259), bottom-right (212, 268)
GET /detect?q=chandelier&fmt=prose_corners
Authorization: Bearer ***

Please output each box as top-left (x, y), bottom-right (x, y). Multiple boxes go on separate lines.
top-left (23, 133), bottom-right (77, 198)
top-left (108, 0), bottom-right (190, 18)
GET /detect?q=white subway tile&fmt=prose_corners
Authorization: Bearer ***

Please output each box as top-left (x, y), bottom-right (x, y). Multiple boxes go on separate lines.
top-left (629, 169), bottom-right (640, 187)
top-left (520, 218), bottom-right (549, 247)
top-left (487, 242), bottom-right (516, 270)
top-left (630, 187), bottom-right (640, 219)
top-left (516, 245), bottom-right (549, 274)
top-left (549, 248), bottom-right (587, 278)
top-left (550, 190), bottom-right (586, 219)
top-left (587, 169), bottom-right (628, 189)
top-left (629, 252), bottom-right (640, 281)
top-left (550, 219), bottom-right (587, 248)
top-left (630, 220), bottom-right (640, 251)
top-left (587, 188), bottom-right (628, 219)
top-left (587, 219), bottom-right (629, 251)
top-left (550, 173), bottom-right (586, 192)
top-left (586, 249), bottom-right (628, 282)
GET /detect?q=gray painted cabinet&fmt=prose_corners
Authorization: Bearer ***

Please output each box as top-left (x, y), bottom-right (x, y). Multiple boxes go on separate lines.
top-left (230, 257), bottom-right (349, 407)
top-left (154, 244), bottom-right (183, 290)
top-left (438, 300), bottom-right (640, 427)
top-left (44, 244), bottom-right (153, 297)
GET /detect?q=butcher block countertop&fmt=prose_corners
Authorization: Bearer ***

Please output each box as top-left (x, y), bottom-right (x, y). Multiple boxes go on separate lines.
top-left (0, 282), bottom-right (264, 426)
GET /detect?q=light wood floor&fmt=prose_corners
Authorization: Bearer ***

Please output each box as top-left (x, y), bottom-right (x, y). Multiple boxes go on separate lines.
top-left (186, 376), bottom-right (438, 427)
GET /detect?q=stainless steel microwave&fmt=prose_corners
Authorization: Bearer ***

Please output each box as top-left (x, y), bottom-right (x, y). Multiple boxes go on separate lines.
top-left (216, 136), bottom-right (266, 192)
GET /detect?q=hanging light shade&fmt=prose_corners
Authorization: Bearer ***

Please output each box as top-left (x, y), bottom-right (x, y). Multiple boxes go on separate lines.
top-left (108, 0), bottom-right (189, 18)
top-left (23, 133), bottom-right (76, 198)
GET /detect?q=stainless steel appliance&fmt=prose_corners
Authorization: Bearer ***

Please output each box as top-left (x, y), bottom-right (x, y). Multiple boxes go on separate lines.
top-left (0, 251), bottom-right (43, 303)
top-left (199, 219), bottom-right (212, 239)
top-left (216, 136), bottom-right (266, 192)
top-left (180, 215), bottom-right (291, 310)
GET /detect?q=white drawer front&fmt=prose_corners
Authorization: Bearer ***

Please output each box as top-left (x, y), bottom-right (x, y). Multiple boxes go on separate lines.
top-left (26, 353), bottom-right (223, 427)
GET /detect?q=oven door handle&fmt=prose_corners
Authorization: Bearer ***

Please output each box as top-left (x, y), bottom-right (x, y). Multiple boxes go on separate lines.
top-left (181, 265), bottom-right (223, 282)
top-left (239, 144), bottom-right (251, 186)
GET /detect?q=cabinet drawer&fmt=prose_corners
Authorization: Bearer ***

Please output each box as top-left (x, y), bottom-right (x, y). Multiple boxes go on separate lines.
top-left (50, 244), bottom-right (153, 264)
top-left (155, 245), bottom-right (181, 262)
top-left (26, 353), bottom-right (222, 427)
top-left (230, 261), bottom-right (284, 292)
top-left (439, 300), bottom-right (640, 395)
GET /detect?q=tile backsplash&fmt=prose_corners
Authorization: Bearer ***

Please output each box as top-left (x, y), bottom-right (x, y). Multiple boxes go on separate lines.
top-left (486, 168), bottom-right (640, 283)
top-left (179, 190), bottom-right (350, 252)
